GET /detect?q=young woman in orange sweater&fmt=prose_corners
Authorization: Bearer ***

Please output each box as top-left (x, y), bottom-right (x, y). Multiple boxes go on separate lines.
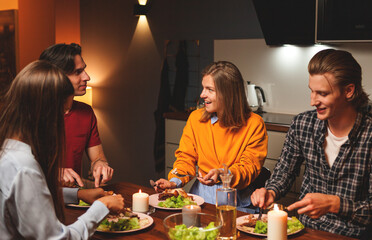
top-left (155, 61), bottom-right (268, 212)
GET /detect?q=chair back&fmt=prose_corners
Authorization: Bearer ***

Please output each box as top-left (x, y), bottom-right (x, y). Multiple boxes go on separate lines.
top-left (249, 167), bottom-right (271, 190)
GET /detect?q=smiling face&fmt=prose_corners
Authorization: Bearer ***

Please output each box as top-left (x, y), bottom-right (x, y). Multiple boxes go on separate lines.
top-left (67, 55), bottom-right (90, 96)
top-left (309, 73), bottom-right (351, 121)
top-left (200, 75), bottom-right (219, 114)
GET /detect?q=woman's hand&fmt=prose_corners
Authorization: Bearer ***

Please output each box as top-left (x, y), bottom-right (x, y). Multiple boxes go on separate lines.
top-left (197, 169), bottom-right (222, 186)
top-left (60, 168), bottom-right (84, 187)
top-left (98, 194), bottom-right (125, 214)
top-left (77, 188), bottom-right (109, 204)
top-left (154, 178), bottom-right (176, 192)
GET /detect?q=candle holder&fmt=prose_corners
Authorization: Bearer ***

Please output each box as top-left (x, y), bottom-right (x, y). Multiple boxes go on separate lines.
top-left (182, 205), bottom-right (201, 227)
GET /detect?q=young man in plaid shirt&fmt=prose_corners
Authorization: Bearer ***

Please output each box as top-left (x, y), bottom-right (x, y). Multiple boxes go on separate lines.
top-left (251, 49), bottom-right (371, 238)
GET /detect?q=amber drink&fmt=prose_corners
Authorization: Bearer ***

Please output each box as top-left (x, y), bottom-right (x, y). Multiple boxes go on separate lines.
top-left (216, 173), bottom-right (237, 240)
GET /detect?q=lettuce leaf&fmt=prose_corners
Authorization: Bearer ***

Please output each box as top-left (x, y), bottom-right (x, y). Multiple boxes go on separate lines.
top-left (158, 195), bottom-right (197, 208)
top-left (168, 222), bottom-right (219, 240)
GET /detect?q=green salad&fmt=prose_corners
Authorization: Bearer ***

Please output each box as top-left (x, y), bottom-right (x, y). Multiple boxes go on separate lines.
top-left (254, 217), bottom-right (304, 234)
top-left (287, 217), bottom-right (305, 234)
top-left (168, 222), bottom-right (219, 240)
top-left (78, 200), bottom-right (90, 206)
top-left (253, 220), bottom-right (267, 234)
top-left (158, 195), bottom-right (196, 208)
top-left (97, 215), bottom-right (140, 232)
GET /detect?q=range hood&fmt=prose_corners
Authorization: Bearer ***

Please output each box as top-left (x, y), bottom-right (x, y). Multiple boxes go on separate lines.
top-left (316, 0), bottom-right (372, 43)
top-left (252, 0), bottom-right (316, 45)
top-left (253, 0), bottom-right (372, 45)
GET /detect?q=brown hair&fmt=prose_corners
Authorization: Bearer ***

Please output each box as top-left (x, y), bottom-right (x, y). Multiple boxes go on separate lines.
top-left (200, 61), bottom-right (251, 130)
top-left (0, 60), bottom-right (74, 221)
top-left (39, 43), bottom-right (82, 75)
top-left (308, 49), bottom-right (369, 110)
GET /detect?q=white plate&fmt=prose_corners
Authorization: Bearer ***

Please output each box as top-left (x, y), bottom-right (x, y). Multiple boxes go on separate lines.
top-left (236, 214), bottom-right (304, 237)
top-left (66, 203), bottom-right (90, 209)
top-left (149, 193), bottom-right (204, 210)
top-left (96, 212), bottom-right (153, 233)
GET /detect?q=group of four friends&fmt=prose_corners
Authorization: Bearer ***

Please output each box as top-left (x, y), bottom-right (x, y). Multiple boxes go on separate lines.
top-left (0, 43), bottom-right (370, 239)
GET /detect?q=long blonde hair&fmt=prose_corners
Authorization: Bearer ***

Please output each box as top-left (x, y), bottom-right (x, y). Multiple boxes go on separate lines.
top-left (0, 60), bottom-right (74, 221)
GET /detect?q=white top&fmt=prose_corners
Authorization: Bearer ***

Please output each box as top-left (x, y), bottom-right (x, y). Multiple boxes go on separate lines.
top-left (0, 139), bottom-right (109, 239)
top-left (324, 127), bottom-right (348, 167)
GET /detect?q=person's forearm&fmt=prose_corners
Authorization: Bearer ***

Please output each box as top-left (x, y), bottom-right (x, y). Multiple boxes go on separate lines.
top-left (338, 196), bottom-right (371, 226)
top-left (329, 195), bottom-right (340, 214)
top-left (91, 158), bottom-right (109, 172)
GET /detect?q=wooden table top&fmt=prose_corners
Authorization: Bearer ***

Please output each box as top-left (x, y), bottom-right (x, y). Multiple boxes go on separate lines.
top-left (64, 182), bottom-right (358, 240)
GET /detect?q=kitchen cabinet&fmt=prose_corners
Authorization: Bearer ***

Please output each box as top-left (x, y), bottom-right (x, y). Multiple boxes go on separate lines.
top-left (265, 130), bottom-right (304, 207)
top-left (165, 118), bottom-right (195, 192)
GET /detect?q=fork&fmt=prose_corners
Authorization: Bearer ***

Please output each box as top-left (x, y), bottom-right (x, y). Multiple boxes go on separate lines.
top-left (171, 168), bottom-right (213, 181)
top-left (171, 168), bottom-right (198, 178)
top-left (258, 207), bottom-right (263, 221)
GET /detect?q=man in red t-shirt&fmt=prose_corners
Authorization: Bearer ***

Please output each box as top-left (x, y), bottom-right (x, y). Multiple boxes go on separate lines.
top-left (40, 43), bottom-right (113, 188)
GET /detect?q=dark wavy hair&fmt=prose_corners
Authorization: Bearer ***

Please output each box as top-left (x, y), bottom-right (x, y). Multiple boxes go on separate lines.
top-left (0, 60), bottom-right (74, 221)
top-left (308, 49), bottom-right (369, 111)
top-left (39, 43), bottom-right (82, 75)
top-left (200, 61), bottom-right (251, 130)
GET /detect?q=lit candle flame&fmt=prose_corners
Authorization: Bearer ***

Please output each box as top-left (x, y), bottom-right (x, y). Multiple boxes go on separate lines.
top-left (273, 203), bottom-right (279, 211)
top-left (139, 189), bottom-right (142, 193)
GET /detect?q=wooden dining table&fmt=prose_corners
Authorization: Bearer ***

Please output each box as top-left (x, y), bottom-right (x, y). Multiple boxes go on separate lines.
top-left (64, 182), bottom-right (358, 240)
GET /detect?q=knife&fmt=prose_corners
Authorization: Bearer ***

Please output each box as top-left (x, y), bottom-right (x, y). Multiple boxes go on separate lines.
top-left (149, 179), bottom-right (158, 188)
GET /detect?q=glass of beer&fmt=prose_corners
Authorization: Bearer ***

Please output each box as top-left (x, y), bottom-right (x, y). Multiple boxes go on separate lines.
top-left (216, 173), bottom-right (237, 240)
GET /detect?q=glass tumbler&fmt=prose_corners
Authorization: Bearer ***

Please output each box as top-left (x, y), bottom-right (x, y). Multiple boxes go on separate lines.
top-left (216, 174), bottom-right (237, 240)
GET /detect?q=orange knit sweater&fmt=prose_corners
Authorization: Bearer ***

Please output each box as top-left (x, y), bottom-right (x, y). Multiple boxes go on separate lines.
top-left (168, 108), bottom-right (268, 190)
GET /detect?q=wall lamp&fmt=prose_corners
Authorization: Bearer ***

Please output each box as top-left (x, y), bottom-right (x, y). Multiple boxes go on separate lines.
top-left (134, 1), bottom-right (150, 16)
top-left (74, 86), bottom-right (92, 106)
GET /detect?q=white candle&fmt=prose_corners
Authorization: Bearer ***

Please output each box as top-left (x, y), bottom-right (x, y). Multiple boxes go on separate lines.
top-left (182, 205), bottom-right (201, 227)
top-left (132, 189), bottom-right (149, 213)
top-left (268, 204), bottom-right (288, 240)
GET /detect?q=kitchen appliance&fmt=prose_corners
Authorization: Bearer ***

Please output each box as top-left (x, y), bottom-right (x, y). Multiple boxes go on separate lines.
top-left (246, 81), bottom-right (266, 113)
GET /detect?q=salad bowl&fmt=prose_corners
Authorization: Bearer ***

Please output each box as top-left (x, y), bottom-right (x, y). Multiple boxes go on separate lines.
top-left (163, 212), bottom-right (221, 240)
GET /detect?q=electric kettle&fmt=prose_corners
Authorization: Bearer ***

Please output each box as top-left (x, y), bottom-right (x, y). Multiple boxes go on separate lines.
top-left (246, 81), bottom-right (266, 113)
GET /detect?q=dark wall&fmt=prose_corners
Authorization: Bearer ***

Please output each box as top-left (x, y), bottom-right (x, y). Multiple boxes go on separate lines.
top-left (80, 0), bottom-right (262, 186)
top-left (148, 0), bottom-right (262, 68)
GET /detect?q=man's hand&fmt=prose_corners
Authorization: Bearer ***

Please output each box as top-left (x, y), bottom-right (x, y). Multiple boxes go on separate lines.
top-left (87, 145), bottom-right (113, 188)
top-left (92, 161), bottom-right (114, 188)
top-left (287, 193), bottom-right (340, 219)
top-left (197, 169), bottom-right (221, 186)
top-left (77, 188), bottom-right (109, 204)
top-left (250, 187), bottom-right (276, 209)
top-left (154, 178), bottom-right (176, 192)
top-left (61, 168), bottom-right (84, 187)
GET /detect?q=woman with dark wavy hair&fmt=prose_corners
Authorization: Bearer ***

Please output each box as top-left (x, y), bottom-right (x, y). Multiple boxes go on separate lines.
top-left (0, 60), bottom-right (124, 239)
top-left (155, 61), bottom-right (268, 212)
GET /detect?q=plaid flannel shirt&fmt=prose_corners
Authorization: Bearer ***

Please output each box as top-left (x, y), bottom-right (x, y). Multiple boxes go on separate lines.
top-left (266, 110), bottom-right (371, 238)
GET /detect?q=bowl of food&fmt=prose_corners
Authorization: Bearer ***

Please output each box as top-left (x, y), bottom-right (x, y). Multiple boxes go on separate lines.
top-left (163, 212), bottom-right (221, 240)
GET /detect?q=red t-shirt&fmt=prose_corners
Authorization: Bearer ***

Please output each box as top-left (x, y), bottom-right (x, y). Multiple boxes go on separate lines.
top-left (64, 100), bottom-right (101, 174)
